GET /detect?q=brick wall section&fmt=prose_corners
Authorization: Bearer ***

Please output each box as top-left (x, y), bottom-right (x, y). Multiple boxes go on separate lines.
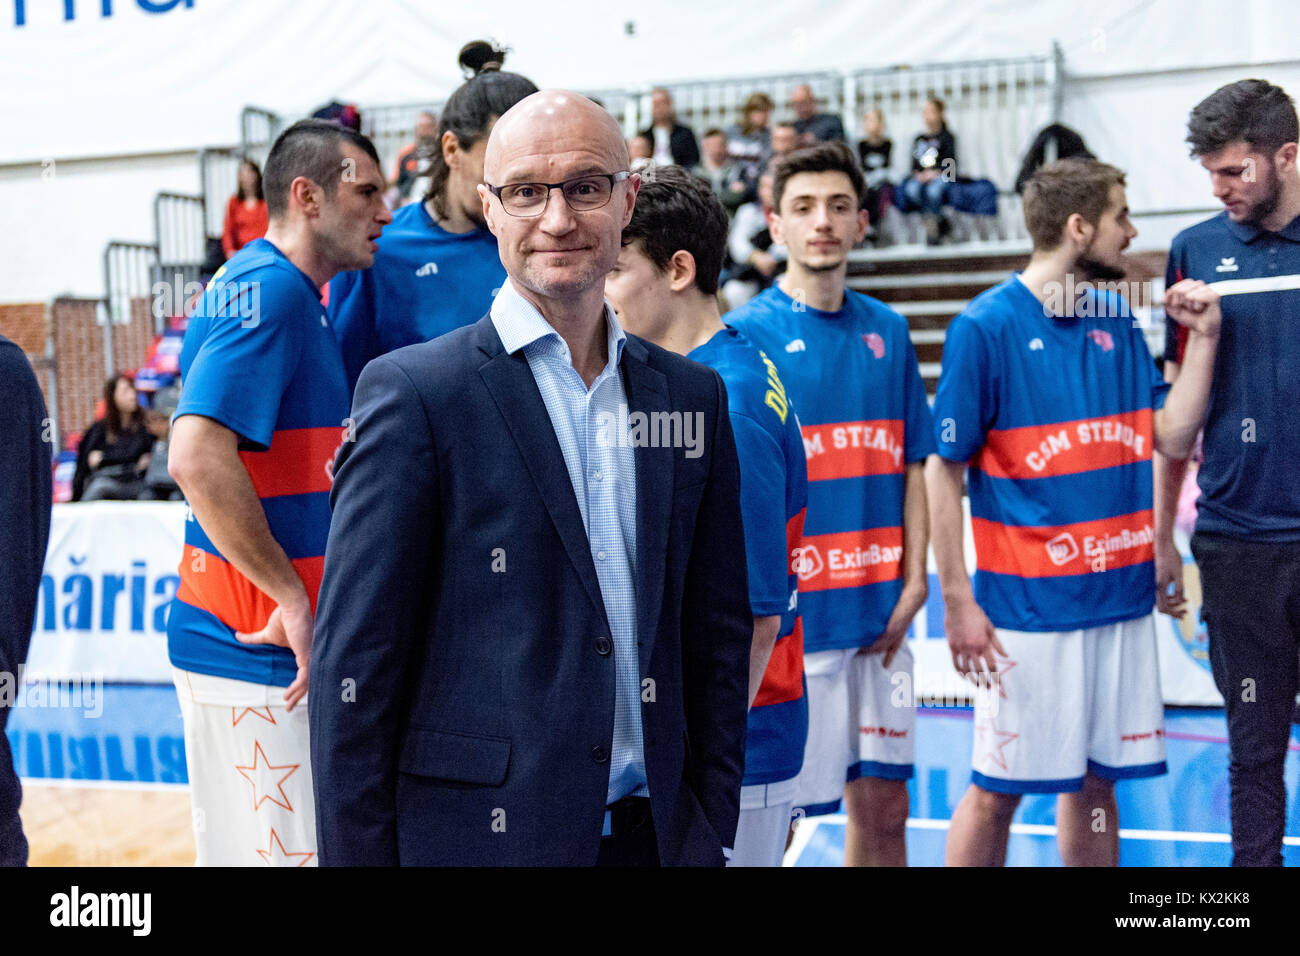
top-left (46, 297), bottom-right (156, 446)
top-left (0, 302), bottom-right (55, 427)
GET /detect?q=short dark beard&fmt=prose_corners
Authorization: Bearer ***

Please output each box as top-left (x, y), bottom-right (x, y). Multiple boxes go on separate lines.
top-left (1075, 255), bottom-right (1126, 283)
top-left (1240, 163), bottom-right (1281, 226)
top-left (802, 259), bottom-right (843, 274)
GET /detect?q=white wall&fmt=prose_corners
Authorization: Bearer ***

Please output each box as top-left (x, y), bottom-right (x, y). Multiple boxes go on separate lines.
top-left (1, 0), bottom-right (1296, 302)
top-left (0, 152), bottom-right (200, 301)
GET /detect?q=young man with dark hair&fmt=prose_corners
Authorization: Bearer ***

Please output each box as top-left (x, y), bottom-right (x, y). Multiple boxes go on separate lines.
top-left (165, 118), bottom-right (392, 865)
top-left (929, 157), bottom-right (1220, 866)
top-left (605, 166), bottom-right (809, 866)
top-left (1156, 78), bottom-right (1300, 867)
top-left (727, 142), bottom-right (934, 866)
top-left (329, 70), bottom-right (538, 393)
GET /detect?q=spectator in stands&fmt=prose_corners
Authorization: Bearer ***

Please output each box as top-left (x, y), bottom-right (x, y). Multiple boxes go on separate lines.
top-left (0, 334), bottom-right (51, 866)
top-left (220, 159), bottom-right (268, 260)
top-left (898, 97), bottom-right (959, 245)
top-left (640, 87), bottom-right (700, 167)
top-left (857, 108), bottom-right (894, 244)
top-left (391, 111), bottom-right (439, 208)
top-left (1014, 123), bottom-right (1095, 194)
top-left (727, 92), bottom-right (773, 180)
top-left (694, 127), bottom-right (748, 213)
top-left (723, 169), bottom-right (785, 307)
top-left (330, 67), bottom-right (539, 393)
top-left (771, 121), bottom-right (798, 161)
top-left (628, 133), bottom-right (654, 163)
top-left (790, 83), bottom-right (845, 145)
top-left (72, 373), bottom-right (154, 502)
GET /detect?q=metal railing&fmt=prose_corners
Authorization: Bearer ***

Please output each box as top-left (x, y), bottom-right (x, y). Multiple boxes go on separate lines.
top-left (154, 192), bottom-right (205, 280)
top-left (199, 147), bottom-right (243, 238)
top-left (239, 106), bottom-right (282, 167)
top-left (102, 241), bottom-right (161, 373)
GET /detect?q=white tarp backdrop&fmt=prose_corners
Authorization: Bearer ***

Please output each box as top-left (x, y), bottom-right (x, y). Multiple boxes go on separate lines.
top-left (0, 0), bottom-right (1296, 300)
top-left (0, 0), bottom-right (1295, 164)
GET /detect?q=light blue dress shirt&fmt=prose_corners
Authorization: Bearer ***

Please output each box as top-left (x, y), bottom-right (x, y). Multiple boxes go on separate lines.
top-left (490, 279), bottom-right (648, 804)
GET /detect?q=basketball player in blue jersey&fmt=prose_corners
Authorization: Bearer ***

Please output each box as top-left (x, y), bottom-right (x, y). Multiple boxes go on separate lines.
top-left (605, 166), bottom-right (810, 866)
top-left (167, 120), bottom-right (392, 865)
top-left (329, 69), bottom-right (537, 393)
top-left (727, 143), bottom-right (935, 867)
top-left (929, 159), bottom-right (1221, 866)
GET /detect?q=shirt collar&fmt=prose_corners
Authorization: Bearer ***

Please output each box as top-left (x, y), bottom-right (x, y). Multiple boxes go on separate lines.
top-left (1222, 209), bottom-right (1300, 244)
top-left (490, 278), bottom-right (627, 370)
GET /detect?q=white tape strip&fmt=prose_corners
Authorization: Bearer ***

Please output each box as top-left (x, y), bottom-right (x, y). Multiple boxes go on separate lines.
top-left (1206, 274), bottom-right (1300, 296)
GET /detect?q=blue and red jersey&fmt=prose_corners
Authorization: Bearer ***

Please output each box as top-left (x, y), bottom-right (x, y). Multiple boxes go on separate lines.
top-left (1164, 212), bottom-right (1300, 541)
top-left (328, 200), bottom-right (505, 394)
top-left (934, 275), bottom-right (1170, 631)
top-left (689, 326), bottom-right (809, 786)
top-left (726, 285), bottom-right (935, 653)
top-left (169, 238), bottom-right (350, 686)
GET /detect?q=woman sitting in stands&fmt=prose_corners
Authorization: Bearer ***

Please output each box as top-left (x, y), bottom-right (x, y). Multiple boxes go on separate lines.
top-left (220, 159), bottom-right (268, 260)
top-left (72, 374), bottom-right (154, 502)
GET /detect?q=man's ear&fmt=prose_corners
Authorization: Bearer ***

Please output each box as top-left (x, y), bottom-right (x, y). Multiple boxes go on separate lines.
top-left (1274, 141), bottom-right (1298, 176)
top-left (767, 208), bottom-right (785, 245)
top-left (289, 176), bottom-right (320, 219)
top-left (854, 208), bottom-right (869, 244)
top-left (477, 183), bottom-right (498, 235)
top-left (621, 173), bottom-right (641, 227)
top-left (1063, 212), bottom-right (1092, 252)
top-left (668, 249), bottom-right (697, 293)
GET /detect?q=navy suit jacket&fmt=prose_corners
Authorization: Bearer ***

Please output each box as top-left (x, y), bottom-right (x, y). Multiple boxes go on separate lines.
top-left (310, 313), bottom-right (751, 866)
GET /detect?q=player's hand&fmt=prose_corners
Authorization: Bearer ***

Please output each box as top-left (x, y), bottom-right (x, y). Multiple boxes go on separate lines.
top-left (944, 595), bottom-right (1004, 689)
top-left (235, 598), bottom-right (313, 711)
top-left (863, 582), bottom-right (927, 668)
top-left (1164, 279), bottom-right (1222, 338)
top-left (752, 251), bottom-right (778, 277)
top-left (1154, 536), bottom-right (1187, 618)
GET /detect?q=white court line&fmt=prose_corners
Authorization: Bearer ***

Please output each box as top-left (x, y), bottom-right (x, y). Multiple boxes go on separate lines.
top-left (785, 814), bottom-right (1300, 863)
top-left (20, 776), bottom-right (189, 793)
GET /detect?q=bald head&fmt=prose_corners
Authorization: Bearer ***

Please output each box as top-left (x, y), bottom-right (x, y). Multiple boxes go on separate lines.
top-left (485, 89), bottom-right (628, 183)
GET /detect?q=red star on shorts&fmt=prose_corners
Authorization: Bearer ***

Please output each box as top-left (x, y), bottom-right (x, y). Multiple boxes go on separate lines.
top-left (232, 706), bottom-right (276, 727)
top-left (975, 719), bottom-right (1019, 772)
top-left (256, 828), bottom-right (314, 867)
top-left (235, 741), bottom-right (300, 812)
top-left (993, 655), bottom-right (1017, 700)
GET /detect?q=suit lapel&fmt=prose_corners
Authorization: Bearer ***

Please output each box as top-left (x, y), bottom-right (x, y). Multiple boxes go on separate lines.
top-left (621, 337), bottom-right (672, 676)
top-left (476, 321), bottom-right (610, 630)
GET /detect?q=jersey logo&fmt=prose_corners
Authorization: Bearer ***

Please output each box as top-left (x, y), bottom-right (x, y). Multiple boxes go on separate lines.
top-left (1087, 329), bottom-right (1114, 352)
top-left (791, 544), bottom-right (823, 580)
top-left (1045, 532), bottom-right (1080, 566)
top-left (416, 261), bottom-right (439, 277)
top-left (862, 332), bottom-right (886, 358)
top-left (1215, 257), bottom-right (1239, 273)
top-left (1028, 337), bottom-right (1044, 351)
top-left (785, 338), bottom-right (806, 353)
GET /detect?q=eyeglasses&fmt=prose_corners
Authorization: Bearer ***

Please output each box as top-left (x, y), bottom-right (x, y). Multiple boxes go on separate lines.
top-left (485, 171), bottom-right (631, 217)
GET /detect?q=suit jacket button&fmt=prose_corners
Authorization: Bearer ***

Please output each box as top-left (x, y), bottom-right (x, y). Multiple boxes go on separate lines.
top-left (591, 745), bottom-right (609, 763)
top-left (594, 635), bottom-right (612, 655)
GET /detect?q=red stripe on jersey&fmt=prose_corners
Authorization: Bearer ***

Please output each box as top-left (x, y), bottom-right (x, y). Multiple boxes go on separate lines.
top-left (786, 506), bottom-right (807, 569)
top-left (753, 618), bottom-right (805, 708)
top-left (238, 426), bottom-right (345, 499)
top-left (971, 509), bottom-right (1155, 578)
top-left (802, 420), bottom-right (904, 481)
top-left (175, 549), bottom-right (326, 635)
top-left (974, 410), bottom-right (1153, 480)
top-left (795, 527), bottom-right (903, 592)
